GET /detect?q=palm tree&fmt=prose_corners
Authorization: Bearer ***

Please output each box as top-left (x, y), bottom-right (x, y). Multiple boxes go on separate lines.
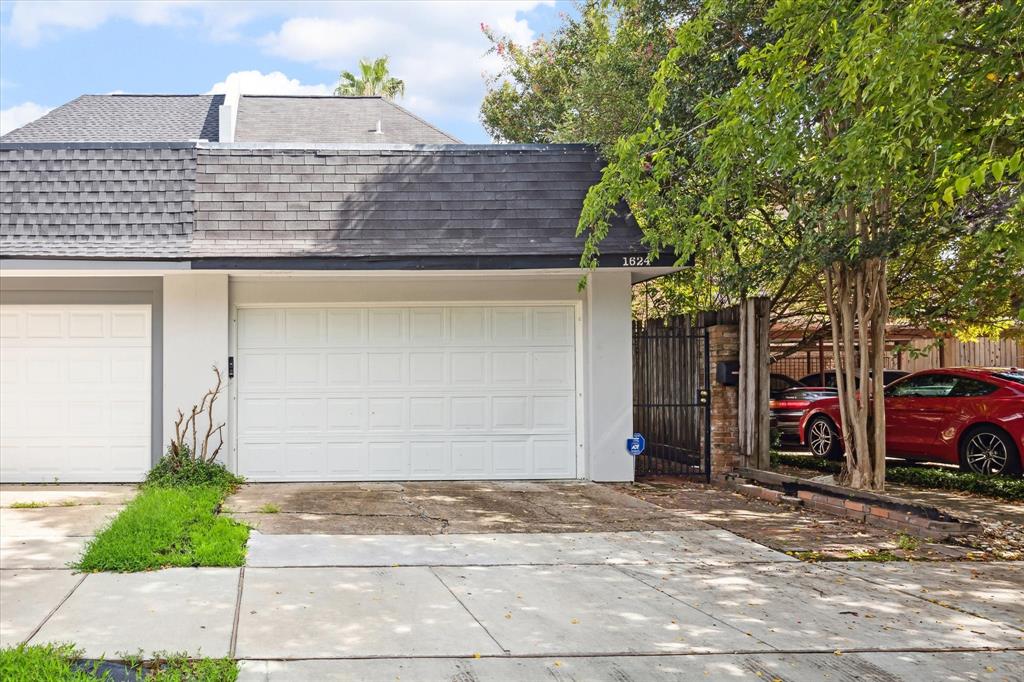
top-left (335, 57), bottom-right (406, 99)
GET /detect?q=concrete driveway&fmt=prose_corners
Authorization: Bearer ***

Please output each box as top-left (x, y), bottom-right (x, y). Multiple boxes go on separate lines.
top-left (0, 484), bottom-right (135, 648)
top-left (224, 481), bottom-right (705, 534)
top-left (2, 481), bottom-right (1022, 681)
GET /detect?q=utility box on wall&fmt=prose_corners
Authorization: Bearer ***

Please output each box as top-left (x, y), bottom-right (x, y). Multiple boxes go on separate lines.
top-left (716, 360), bottom-right (740, 386)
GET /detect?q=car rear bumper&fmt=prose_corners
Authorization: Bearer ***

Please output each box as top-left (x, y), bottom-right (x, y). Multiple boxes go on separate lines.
top-left (771, 410), bottom-right (805, 437)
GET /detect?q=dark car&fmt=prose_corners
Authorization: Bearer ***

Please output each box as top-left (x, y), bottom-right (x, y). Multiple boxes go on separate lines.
top-left (770, 386), bottom-right (838, 440)
top-left (798, 369), bottom-right (909, 389)
top-left (770, 373), bottom-right (805, 399)
top-left (800, 368), bottom-right (1024, 475)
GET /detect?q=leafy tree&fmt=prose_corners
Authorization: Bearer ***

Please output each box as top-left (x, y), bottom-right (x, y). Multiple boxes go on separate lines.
top-left (482, 1), bottom-right (1022, 346)
top-left (578, 0), bottom-right (1022, 489)
top-left (336, 56), bottom-right (406, 99)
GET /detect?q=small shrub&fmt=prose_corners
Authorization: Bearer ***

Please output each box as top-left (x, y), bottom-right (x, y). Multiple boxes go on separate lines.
top-left (146, 445), bottom-right (243, 493)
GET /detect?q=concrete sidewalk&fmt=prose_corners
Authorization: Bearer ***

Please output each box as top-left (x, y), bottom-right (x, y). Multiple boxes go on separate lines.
top-left (2, 483), bottom-right (1022, 680)
top-left (3, 528), bottom-right (1021, 679)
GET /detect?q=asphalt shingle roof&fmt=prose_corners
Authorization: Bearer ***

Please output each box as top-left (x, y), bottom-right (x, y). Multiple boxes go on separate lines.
top-left (0, 95), bottom-right (223, 143)
top-left (233, 96), bottom-right (460, 144)
top-left (1, 143), bottom-right (645, 264)
top-left (0, 145), bottom-right (195, 258)
top-left (188, 145), bottom-right (642, 261)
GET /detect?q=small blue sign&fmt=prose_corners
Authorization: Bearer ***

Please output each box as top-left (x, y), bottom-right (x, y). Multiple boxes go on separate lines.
top-left (626, 433), bottom-right (646, 457)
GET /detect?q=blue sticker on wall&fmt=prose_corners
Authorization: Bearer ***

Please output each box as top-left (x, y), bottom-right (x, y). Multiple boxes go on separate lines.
top-left (626, 433), bottom-right (646, 456)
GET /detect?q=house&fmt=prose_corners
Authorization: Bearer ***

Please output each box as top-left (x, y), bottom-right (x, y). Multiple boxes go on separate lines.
top-left (0, 94), bottom-right (676, 483)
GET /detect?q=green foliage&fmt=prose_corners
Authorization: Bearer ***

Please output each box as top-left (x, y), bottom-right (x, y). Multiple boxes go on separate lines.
top-left (76, 486), bottom-right (248, 572)
top-left (258, 503), bottom-right (281, 514)
top-left (146, 445), bottom-right (244, 493)
top-left (0, 646), bottom-right (238, 682)
top-left (0, 644), bottom-right (107, 682)
top-left (8, 501), bottom-right (46, 509)
top-left (124, 652), bottom-right (238, 682)
top-left (886, 465), bottom-right (1024, 501)
top-left (335, 56), bottom-right (405, 99)
top-left (895, 533), bottom-right (921, 551)
top-left (770, 451), bottom-right (1024, 501)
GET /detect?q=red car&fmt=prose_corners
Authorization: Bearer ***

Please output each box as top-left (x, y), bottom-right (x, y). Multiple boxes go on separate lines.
top-left (799, 368), bottom-right (1024, 475)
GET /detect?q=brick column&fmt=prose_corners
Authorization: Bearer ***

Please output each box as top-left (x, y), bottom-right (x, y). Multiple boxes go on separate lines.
top-left (708, 322), bottom-right (740, 475)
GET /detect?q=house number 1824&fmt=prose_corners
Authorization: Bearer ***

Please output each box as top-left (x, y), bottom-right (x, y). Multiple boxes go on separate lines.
top-left (621, 255), bottom-right (651, 266)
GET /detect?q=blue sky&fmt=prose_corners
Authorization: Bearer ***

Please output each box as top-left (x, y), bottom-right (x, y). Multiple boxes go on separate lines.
top-left (0, 1), bottom-right (573, 141)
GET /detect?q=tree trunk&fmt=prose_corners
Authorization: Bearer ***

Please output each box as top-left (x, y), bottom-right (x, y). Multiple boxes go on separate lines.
top-left (823, 255), bottom-right (889, 491)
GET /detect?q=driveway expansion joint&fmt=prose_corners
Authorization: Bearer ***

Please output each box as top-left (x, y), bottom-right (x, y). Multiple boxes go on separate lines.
top-left (22, 572), bottom-right (87, 646)
top-left (816, 560), bottom-right (1024, 632)
top-left (229, 566), bottom-right (245, 658)
top-left (609, 564), bottom-right (779, 652)
top-left (231, 644), bottom-right (1024, 661)
top-left (428, 565), bottom-right (510, 655)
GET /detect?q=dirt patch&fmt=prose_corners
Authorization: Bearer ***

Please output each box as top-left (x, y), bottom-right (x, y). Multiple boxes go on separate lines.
top-left (615, 478), bottom-right (982, 561)
top-left (225, 481), bottom-right (711, 535)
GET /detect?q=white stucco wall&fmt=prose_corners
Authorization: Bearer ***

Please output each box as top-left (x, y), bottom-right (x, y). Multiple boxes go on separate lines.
top-left (162, 273), bottom-right (229, 454)
top-left (585, 270), bottom-right (635, 481)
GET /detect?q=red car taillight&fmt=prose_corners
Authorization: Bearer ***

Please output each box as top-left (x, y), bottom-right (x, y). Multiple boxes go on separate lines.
top-left (770, 400), bottom-right (812, 410)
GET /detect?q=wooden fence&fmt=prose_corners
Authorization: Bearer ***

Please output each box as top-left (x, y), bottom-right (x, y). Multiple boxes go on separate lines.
top-left (771, 335), bottom-right (1023, 379)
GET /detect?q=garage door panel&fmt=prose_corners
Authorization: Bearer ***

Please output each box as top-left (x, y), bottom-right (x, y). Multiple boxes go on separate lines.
top-left (0, 305), bottom-right (151, 483)
top-left (326, 398), bottom-right (363, 430)
top-left (410, 441), bottom-right (447, 475)
top-left (327, 442), bottom-right (365, 476)
top-left (410, 308), bottom-right (444, 341)
top-left (237, 304), bottom-right (577, 481)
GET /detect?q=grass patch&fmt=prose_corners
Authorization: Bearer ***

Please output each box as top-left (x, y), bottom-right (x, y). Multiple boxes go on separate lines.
top-left (770, 451), bottom-right (1024, 501)
top-left (257, 503), bottom-right (281, 514)
top-left (0, 644), bottom-right (107, 682)
top-left (123, 652), bottom-right (238, 681)
top-left (77, 485), bottom-right (248, 572)
top-left (0, 645), bottom-right (238, 682)
top-left (8, 501), bottom-right (47, 509)
top-left (895, 533), bottom-right (921, 551)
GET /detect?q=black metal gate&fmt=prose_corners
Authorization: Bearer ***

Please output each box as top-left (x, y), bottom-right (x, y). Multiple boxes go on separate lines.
top-left (632, 315), bottom-right (711, 480)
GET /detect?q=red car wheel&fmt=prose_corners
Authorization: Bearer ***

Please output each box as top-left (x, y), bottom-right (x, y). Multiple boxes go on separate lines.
top-left (959, 426), bottom-right (1021, 476)
top-left (806, 415), bottom-right (844, 460)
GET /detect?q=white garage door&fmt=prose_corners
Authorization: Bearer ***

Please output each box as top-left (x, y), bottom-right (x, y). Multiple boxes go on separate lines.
top-left (0, 305), bottom-right (151, 483)
top-left (236, 305), bottom-right (579, 481)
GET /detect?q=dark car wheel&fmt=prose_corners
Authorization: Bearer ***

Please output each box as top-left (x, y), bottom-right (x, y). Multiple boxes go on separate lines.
top-left (806, 416), bottom-right (844, 460)
top-left (959, 426), bottom-right (1021, 476)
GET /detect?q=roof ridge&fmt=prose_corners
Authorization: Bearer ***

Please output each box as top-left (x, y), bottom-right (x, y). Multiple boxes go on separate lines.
top-left (239, 94), bottom-right (384, 100)
top-left (381, 98), bottom-right (461, 144)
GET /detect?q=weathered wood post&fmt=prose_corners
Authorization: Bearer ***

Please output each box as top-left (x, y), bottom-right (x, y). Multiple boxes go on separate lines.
top-left (738, 297), bottom-right (771, 470)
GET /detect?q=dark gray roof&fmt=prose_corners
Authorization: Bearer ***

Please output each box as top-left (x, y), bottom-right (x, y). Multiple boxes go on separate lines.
top-left (0, 145), bottom-right (195, 258)
top-left (0, 95), bottom-right (223, 143)
top-left (189, 145), bottom-right (641, 261)
top-left (1, 142), bottom-right (647, 266)
top-left (233, 96), bottom-right (460, 144)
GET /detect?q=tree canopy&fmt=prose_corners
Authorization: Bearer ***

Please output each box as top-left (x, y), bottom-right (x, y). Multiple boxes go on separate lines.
top-left (482, 0), bottom-right (1023, 489)
top-left (336, 56), bottom-right (406, 99)
top-left (481, 0), bottom-right (1023, 341)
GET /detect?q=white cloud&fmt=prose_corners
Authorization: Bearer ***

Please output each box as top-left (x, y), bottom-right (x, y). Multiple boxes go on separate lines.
top-left (3, 0), bottom-right (555, 133)
top-left (207, 70), bottom-right (332, 99)
top-left (0, 101), bottom-right (52, 135)
top-left (258, 2), bottom-right (549, 124)
top-left (6, 0), bottom-right (195, 46)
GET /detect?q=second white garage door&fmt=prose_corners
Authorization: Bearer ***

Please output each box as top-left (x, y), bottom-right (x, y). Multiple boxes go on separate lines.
top-left (0, 304), bottom-right (151, 483)
top-left (236, 305), bottom-right (579, 481)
